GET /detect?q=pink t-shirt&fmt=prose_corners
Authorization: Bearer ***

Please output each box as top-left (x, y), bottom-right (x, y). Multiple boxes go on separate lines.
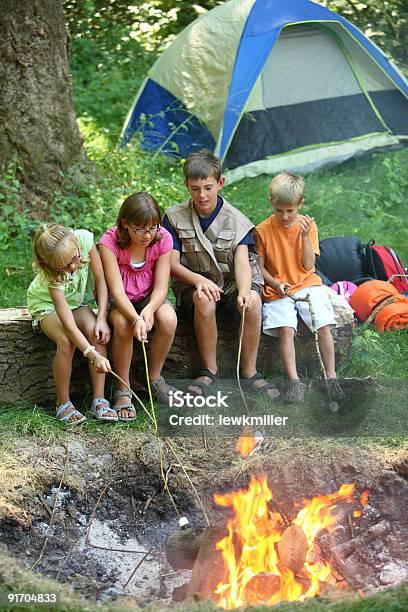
top-left (99, 226), bottom-right (173, 302)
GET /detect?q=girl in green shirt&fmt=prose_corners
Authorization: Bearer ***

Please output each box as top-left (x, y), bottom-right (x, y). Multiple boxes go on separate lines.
top-left (27, 224), bottom-right (117, 424)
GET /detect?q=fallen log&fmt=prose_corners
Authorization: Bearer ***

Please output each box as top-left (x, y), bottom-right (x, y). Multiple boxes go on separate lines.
top-left (0, 297), bottom-right (353, 405)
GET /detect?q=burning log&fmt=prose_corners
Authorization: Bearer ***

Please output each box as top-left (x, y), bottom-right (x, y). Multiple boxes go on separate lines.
top-left (333, 519), bottom-right (391, 560)
top-left (186, 527), bottom-right (228, 601)
top-left (277, 524), bottom-right (308, 573)
top-left (244, 573), bottom-right (281, 604)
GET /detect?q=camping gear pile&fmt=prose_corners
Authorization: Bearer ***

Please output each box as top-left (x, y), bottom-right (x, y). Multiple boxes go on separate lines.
top-left (317, 236), bottom-right (408, 332)
top-left (120, 0), bottom-right (408, 182)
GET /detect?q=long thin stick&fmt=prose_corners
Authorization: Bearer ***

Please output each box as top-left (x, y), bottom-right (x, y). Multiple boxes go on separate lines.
top-left (141, 342), bottom-right (181, 517)
top-left (32, 443), bottom-right (69, 569)
top-left (236, 306), bottom-right (250, 415)
top-left (285, 289), bottom-right (328, 381)
top-left (85, 481), bottom-right (149, 555)
top-left (109, 369), bottom-right (154, 423)
top-left (140, 341), bottom-right (211, 525)
top-left (164, 437), bottom-right (211, 527)
top-left (124, 546), bottom-right (155, 589)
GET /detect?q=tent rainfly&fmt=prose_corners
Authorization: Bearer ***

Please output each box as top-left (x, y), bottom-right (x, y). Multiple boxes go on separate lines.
top-left (120, 0), bottom-right (408, 183)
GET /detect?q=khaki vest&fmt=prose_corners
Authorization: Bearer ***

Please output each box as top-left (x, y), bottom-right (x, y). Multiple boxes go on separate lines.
top-left (166, 197), bottom-right (263, 295)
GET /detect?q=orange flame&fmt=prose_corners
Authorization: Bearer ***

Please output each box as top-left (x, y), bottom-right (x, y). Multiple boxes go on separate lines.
top-left (235, 428), bottom-right (256, 458)
top-left (213, 475), bottom-right (361, 608)
top-left (353, 488), bottom-right (370, 518)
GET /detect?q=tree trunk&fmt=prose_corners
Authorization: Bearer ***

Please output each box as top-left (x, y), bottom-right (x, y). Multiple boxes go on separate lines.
top-left (0, 304), bottom-right (353, 406)
top-left (0, 0), bottom-right (86, 204)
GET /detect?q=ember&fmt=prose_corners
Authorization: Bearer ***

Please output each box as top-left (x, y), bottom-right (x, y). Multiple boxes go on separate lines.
top-left (212, 475), bottom-right (366, 608)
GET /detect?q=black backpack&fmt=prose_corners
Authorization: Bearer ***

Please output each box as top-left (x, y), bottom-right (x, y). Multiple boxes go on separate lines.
top-left (316, 236), bottom-right (373, 286)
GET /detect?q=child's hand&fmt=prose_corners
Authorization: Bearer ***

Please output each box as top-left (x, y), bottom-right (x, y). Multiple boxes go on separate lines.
top-left (276, 282), bottom-right (292, 298)
top-left (237, 292), bottom-right (256, 311)
top-left (299, 215), bottom-right (314, 237)
top-left (133, 318), bottom-right (148, 343)
top-left (140, 306), bottom-right (154, 332)
top-left (93, 354), bottom-right (111, 373)
top-left (195, 277), bottom-right (224, 301)
top-left (94, 318), bottom-right (111, 344)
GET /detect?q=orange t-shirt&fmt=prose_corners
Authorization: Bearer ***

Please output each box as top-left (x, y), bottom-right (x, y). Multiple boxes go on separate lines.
top-left (254, 214), bottom-right (322, 302)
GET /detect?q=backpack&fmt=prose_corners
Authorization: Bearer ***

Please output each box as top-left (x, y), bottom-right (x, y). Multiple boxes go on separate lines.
top-left (316, 236), bottom-right (373, 286)
top-left (330, 281), bottom-right (358, 303)
top-left (364, 241), bottom-right (408, 293)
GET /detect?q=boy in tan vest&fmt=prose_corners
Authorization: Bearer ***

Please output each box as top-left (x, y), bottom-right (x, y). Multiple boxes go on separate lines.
top-left (162, 149), bottom-right (280, 398)
top-left (255, 172), bottom-right (345, 404)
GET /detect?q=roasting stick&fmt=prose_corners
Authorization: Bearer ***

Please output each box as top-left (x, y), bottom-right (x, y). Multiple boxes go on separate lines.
top-left (140, 341), bottom-right (211, 527)
top-left (236, 306), bottom-right (264, 458)
top-left (106, 350), bottom-right (210, 524)
top-left (236, 306), bottom-right (250, 416)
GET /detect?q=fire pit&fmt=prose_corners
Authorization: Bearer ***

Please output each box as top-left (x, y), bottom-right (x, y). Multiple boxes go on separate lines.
top-left (184, 475), bottom-right (371, 607)
top-left (1, 435), bottom-right (408, 607)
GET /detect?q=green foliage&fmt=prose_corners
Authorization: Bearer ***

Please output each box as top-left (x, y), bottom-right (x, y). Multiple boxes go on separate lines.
top-left (339, 327), bottom-right (408, 378)
top-left (320, 0), bottom-right (408, 69)
top-left (65, 0), bottom-right (222, 51)
top-left (0, 161), bottom-right (37, 252)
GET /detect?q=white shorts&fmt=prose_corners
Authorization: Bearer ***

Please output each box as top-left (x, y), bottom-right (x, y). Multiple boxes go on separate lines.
top-left (262, 286), bottom-right (336, 337)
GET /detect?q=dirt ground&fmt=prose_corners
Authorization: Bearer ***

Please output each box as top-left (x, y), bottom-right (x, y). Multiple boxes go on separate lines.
top-left (1, 431), bottom-right (408, 609)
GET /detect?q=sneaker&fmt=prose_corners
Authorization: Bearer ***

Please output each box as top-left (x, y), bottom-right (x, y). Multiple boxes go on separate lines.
top-left (284, 380), bottom-right (306, 404)
top-left (327, 378), bottom-right (345, 403)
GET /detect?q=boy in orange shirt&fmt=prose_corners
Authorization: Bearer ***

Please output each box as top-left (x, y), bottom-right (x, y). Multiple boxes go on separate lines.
top-left (255, 172), bottom-right (344, 404)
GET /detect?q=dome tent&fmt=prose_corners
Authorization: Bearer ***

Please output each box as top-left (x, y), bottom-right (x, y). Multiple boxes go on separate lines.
top-left (121, 0), bottom-right (408, 183)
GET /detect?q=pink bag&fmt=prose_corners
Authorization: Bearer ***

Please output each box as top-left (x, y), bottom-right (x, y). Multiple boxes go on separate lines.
top-left (330, 281), bottom-right (358, 303)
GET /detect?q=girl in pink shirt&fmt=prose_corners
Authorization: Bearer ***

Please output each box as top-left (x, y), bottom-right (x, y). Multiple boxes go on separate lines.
top-left (99, 192), bottom-right (177, 418)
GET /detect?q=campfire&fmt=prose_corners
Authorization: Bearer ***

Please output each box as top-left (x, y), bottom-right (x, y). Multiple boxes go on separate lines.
top-left (212, 475), bottom-right (370, 608)
top-left (185, 474), bottom-right (370, 608)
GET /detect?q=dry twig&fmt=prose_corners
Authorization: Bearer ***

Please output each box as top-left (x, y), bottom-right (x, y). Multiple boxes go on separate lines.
top-left (32, 443), bottom-right (69, 569)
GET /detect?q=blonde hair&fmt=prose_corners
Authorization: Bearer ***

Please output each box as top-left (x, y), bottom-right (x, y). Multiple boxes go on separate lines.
top-left (33, 224), bottom-right (85, 283)
top-left (269, 172), bottom-right (304, 206)
top-left (116, 192), bottom-right (162, 249)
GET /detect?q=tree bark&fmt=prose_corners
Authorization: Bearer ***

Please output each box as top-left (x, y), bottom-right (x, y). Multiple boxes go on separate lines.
top-left (0, 0), bottom-right (86, 204)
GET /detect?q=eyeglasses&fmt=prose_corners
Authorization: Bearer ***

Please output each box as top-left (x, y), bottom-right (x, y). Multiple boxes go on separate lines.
top-left (129, 224), bottom-right (160, 236)
top-left (56, 250), bottom-right (81, 272)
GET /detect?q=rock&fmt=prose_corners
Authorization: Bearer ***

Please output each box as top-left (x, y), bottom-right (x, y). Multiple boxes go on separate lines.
top-left (379, 562), bottom-right (408, 586)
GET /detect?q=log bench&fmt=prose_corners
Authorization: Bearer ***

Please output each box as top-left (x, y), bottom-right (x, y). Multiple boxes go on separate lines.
top-left (0, 293), bottom-right (354, 406)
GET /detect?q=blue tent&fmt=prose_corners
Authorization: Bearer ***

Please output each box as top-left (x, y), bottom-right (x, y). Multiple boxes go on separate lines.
top-left (121, 0), bottom-right (408, 182)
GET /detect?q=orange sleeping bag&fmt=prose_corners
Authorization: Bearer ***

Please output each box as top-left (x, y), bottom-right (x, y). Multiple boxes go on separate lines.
top-left (349, 280), bottom-right (408, 331)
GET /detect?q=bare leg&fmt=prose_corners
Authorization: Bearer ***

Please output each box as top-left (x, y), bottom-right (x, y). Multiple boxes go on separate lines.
top-left (279, 326), bottom-right (298, 380)
top-left (317, 325), bottom-right (336, 379)
top-left (73, 306), bottom-right (116, 417)
top-left (40, 312), bottom-right (80, 422)
top-left (239, 291), bottom-right (262, 377)
top-left (149, 304), bottom-right (177, 382)
top-left (108, 308), bottom-right (136, 418)
top-left (189, 291), bottom-right (217, 393)
top-left (239, 292), bottom-right (280, 398)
